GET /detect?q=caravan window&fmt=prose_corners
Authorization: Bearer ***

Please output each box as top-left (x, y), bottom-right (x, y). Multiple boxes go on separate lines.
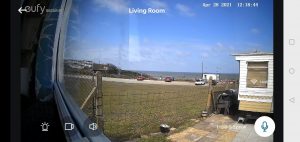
top-left (246, 62), bottom-right (268, 88)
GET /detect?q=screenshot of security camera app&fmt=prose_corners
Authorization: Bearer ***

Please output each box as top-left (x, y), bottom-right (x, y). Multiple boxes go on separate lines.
top-left (20, 0), bottom-right (277, 142)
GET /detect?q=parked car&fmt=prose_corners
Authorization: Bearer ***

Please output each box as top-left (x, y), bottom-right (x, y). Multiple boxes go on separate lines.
top-left (137, 76), bottom-right (145, 81)
top-left (164, 77), bottom-right (173, 82)
top-left (195, 79), bottom-right (205, 85)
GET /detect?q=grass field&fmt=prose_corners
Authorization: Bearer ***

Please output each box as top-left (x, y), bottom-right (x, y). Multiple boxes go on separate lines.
top-left (102, 81), bottom-right (235, 141)
top-left (64, 76), bottom-right (236, 141)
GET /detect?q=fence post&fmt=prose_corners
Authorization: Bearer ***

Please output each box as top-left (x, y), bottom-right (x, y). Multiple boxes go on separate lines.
top-left (225, 80), bottom-right (229, 90)
top-left (206, 77), bottom-right (214, 114)
top-left (95, 71), bottom-right (104, 131)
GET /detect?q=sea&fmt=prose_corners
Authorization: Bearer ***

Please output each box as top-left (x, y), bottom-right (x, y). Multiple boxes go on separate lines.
top-left (135, 71), bottom-right (239, 81)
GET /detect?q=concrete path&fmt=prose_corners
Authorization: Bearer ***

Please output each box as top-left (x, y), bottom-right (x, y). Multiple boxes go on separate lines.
top-left (168, 114), bottom-right (273, 142)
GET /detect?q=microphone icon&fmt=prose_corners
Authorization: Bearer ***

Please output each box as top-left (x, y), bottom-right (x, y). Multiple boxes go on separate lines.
top-left (261, 121), bottom-right (268, 132)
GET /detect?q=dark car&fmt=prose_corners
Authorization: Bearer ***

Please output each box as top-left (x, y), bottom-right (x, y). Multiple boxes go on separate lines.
top-left (212, 80), bottom-right (217, 86)
top-left (164, 77), bottom-right (173, 82)
top-left (137, 76), bottom-right (145, 81)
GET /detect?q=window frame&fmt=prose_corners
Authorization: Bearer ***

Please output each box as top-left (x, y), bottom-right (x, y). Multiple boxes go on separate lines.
top-left (51, 0), bottom-right (110, 141)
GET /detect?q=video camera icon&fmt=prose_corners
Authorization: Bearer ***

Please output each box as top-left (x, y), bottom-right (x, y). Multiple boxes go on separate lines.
top-left (64, 123), bottom-right (74, 131)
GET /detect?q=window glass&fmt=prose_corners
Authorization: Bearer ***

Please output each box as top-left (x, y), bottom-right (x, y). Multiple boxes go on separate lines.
top-left (58, 0), bottom-right (128, 124)
top-left (247, 62), bottom-right (268, 88)
top-left (57, 0), bottom-right (273, 141)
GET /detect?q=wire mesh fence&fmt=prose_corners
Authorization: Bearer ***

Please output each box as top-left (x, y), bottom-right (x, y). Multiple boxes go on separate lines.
top-left (63, 61), bottom-right (101, 124)
top-left (61, 62), bottom-right (238, 141)
top-left (102, 81), bottom-right (237, 140)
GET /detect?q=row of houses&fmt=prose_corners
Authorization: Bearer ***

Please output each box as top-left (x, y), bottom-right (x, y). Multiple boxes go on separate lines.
top-left (64, 59), bottom-right (93, 69)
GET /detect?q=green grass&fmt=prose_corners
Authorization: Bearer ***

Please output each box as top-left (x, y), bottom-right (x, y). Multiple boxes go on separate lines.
top-left (102, 81), bottom-right (235, 141)
top-left (64, 76), bottom-right (237, 141)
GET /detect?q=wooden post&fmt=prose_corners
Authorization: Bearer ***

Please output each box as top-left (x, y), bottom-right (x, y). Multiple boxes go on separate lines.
top-left (206, 77), bottom-right (214, 114)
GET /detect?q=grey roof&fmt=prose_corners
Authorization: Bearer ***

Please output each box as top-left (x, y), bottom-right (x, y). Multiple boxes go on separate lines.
top-left (232, 51), bottom-right (273, 56)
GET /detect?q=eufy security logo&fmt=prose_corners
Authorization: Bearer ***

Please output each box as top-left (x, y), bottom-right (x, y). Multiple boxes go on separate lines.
top-left (18, 4), bottom-right (62, 15)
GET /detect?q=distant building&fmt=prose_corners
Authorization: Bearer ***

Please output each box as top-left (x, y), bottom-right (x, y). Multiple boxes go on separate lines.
top-left (65, 59), bottom-right (93, 69)
top-left (202, 73), bottom-right (220, 81)
top-left (92, 64), bottom-right (109, 71)
top-left (233, 52), bottom-right (273, 113)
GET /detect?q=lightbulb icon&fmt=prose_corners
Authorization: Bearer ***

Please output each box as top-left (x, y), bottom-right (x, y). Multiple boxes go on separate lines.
top-left (41, 122), bottom-right (50, 131)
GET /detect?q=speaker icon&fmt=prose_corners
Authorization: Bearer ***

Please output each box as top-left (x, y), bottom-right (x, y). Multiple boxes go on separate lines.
top-left (89, 123), bottom-right (98, 131)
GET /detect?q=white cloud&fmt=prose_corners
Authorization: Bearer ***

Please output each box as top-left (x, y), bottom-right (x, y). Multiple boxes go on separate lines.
top-left (175, 50), bottom-right (190, 57)
top-left (201, 52), bottom-right (209, 58)
top-left (216, 42), bottom-right (224, 48)
top-left (175, 3), bottom-right (195, 17)
top-left (93, 0), bottom-right (128, 14)
top-left (64, 37), bottom-right (240, 72)
top-left (146, 0), bottom-right (168, 9)
top-left (210, 42), bottom-right (237, 56)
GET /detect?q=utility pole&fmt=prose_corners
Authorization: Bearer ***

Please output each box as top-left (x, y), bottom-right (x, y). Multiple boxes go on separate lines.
top-left (201, 60), bottom-right (203, 79)
top-left (201, 61), bottom-right (203, 79)
top-left (201, 56), bottom-right (203, 79)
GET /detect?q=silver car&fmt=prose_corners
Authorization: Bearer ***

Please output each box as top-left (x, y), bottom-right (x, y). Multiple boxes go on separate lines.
top-left (195, 79), bottom-right (205, 85)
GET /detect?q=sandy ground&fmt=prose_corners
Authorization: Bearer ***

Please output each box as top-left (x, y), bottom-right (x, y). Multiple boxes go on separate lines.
top-left (168, 114), bottom-right (273, 142)
top-left (102, 77), bottom-right (206, 86)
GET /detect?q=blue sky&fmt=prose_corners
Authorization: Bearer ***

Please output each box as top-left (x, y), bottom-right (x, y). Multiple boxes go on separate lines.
top-left (65, 0), bottom-right (273, 73)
